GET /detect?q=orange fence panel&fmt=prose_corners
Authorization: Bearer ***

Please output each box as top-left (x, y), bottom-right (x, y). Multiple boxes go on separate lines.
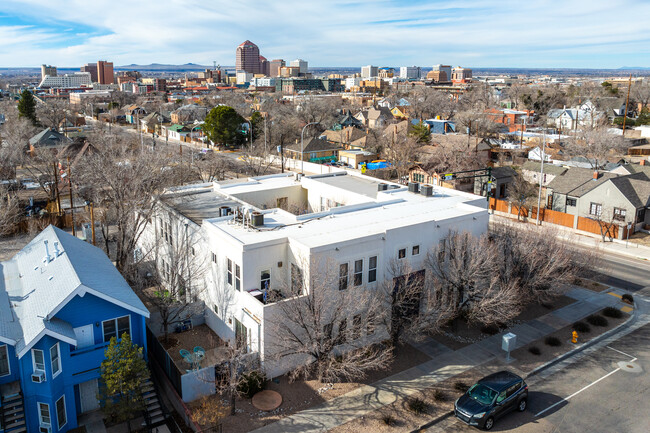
top-left (576, 216), bottom-right (619, 238)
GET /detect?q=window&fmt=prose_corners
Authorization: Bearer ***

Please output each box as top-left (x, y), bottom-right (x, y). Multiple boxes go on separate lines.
top-left (412, 245), bottom-right (420, 256)
top-left (291, 264), bottom-right (303, 294)
top-left (38, 402), bottom-right (51, 425)
top-left (637, 208), bottom-right (646, 224)
top-left (261, 269), bottom-right (270, 291)
top-left (213, 304), bottom-right (218, 315)
top-left (566, 197), bottom-right (577, 207)
top-left (613, 207), bottom-right (626, 221)
top-left (211, 252), bottom-right (217, 263)
top-left (226, 259), bottom-right (232, 285)
top-left (32, 349), bottom-right (45, 372)
top-left (0, 345), bottom-right (9, 377)
top-left (352, 315), bottom-right (362, 340)
top-left (496, 390), bottom-right (507, 403)
top-left (368, 256), bottom-right (377, 283)
top-left (353, 260), bottom-right (363, 286)
top-left (56, 395), bottom-right (67, 429)
top-left (102, 316), bottom-right (131, 342)
top-left (506, 382), bottom-right (522, 398)
top-left (437, 239), bottom-right (446, 262)
top-left (398, 248), bottom-right (406, 259)
top-left (339, 263), bottom-right (349, 290)
top-left (235, 264), bottom-right (241, 291)
top-left (589, 202), bottom-right (602, 216)
top-left (50, 343), bottom-right (61, 378)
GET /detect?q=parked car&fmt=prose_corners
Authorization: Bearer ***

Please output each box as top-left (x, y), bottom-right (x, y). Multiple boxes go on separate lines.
top-left (454, 371), bottom-right (528, 430)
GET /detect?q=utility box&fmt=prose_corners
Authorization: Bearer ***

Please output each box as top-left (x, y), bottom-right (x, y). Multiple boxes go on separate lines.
top-left (502, 333), bottom-right (516, 352)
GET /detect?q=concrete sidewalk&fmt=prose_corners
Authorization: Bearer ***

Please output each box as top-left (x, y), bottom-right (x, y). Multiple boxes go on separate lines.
top-left (252, 287), bottom-right (641, 433)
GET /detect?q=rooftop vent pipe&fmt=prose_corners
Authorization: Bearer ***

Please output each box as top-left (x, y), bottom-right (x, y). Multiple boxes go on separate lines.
top-left (44, 240), bottom-right (51, 263)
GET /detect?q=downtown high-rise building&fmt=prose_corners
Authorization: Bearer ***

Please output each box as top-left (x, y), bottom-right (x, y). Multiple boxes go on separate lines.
top-left (41, 64), bottom-right (57, 80)
top-left (361, 65), bottom-right (378, 79)
top-left (81, 60), bottom-right (114, 84)
top-left (236, 40), bottom-right (262, 74)
top-left (269, 59), bottom-right (285, 77)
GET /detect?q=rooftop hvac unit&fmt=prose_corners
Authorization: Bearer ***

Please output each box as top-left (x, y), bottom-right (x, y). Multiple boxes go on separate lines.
top-left (420, 185), bottom-right (433, 197)
top-left (377, 183), bottom-right (388, 191)
top-left (219, 206), bottom-right (231, 217)
top-left (31, 370), bottom-right (46, 383)
top-left (408, 182), bottom-right (420, 193)
top-left (251, 212), bottom-right (264, 227)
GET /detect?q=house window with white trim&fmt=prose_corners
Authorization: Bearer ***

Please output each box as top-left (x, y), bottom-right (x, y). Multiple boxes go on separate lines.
top-left (38, 402), bottom-right (51, 425)
top-left (32, 349), bottom-right (45, 372)
top-left (227, 258), bottom-right (232, 285)
top-left (566, 197), bottom-right (577, 207)
top-left (339, 263), bottom-right (349, 290)
top-left (50, 343), bottom-right (61, 378)
top-left (235, 264), bottom-right (241, 291)
top-left (368, 256), bottom-right (377, 283)
top-left (261, 269), bottom-right (271, 291)
top-left (412, 245), bottom-right (420, 256)
top-left (589, 202), bottom-right (602, 216)
top-left (102, 316), bottom-right (131, 342)
top-left (0, 345), bottom-right (9, 377)
top-left (56, 395), bottom-right (67, 430)
top-left (613, 207), bottom-right (626, 221)
top-left (353, 260), bottom-right (363, 286)
top-left (398, 248), bottom-right (406, 259)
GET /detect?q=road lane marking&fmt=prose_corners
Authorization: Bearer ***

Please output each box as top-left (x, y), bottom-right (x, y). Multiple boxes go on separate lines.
top-left (535, 368), bottom-right (621, 418)
top-left (621, 306), bottom-right (633, 313)
top-left (606, 346), bottom-right (636, 360)
top-left (607, 292), bottom-right (623, 299)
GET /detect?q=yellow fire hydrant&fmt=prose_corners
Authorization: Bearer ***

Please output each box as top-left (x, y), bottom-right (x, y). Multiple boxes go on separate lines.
top-left (572, 331), bottom-right (578, 344)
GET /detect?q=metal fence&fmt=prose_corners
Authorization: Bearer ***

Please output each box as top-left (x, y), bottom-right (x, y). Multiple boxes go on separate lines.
top-left (146, 326), bottom-right (183, 397)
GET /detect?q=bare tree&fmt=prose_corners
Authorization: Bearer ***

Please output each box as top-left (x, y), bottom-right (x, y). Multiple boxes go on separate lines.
top-left (426, 231), bottom-right (521, 326)
top-left (75, 132), bottom-right (179, 274)
top-left (36, 99), bottom-right (68, 130)
top-left (267, 257), bottom-right (392, 383)
top-left (564, 126), bottom-right (627, 169)
top-left (631, 80), bottom-right (650, 111)
top-left (408, 87), bottom-right (456, 121)
top-left (381, 135), bottom-right (420, 184)
top-left (192, 152), bottom-right (235, 182)
top-left (0, 186), bottom-right (20, 236)
top-left (507, 173), bottom-right (537, 221)
top-left (136, 217), bottom-right (207, 343)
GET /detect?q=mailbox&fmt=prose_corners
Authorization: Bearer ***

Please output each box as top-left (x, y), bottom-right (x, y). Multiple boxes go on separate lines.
top-left (502, 332), bottom-right (517, 352)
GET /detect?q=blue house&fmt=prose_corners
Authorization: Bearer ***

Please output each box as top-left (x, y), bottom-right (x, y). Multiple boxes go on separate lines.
top-left (0, 226), bottom-right (149, 433)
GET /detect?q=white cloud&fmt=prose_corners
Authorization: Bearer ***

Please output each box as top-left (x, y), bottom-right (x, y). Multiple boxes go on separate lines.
top-left (0, 0), bottom-right (649, 68)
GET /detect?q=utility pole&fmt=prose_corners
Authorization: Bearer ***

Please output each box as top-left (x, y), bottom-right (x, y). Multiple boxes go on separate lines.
top-left (89, 202), bottom-right (96, 245)
top-left (622, 74), bottom-right (632, 136)
top-left (535, 130), bottom-right (546, 226)
top-left (67, 157), bottom-right (75, 236)
top-left (53, 162), bottom-right (61, 214)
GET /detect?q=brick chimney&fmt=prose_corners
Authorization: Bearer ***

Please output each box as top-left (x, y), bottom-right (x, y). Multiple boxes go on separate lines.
top-left (593, 170), bottom-right (599, 180)
top-left (641, 159), bottom-right (647, 166)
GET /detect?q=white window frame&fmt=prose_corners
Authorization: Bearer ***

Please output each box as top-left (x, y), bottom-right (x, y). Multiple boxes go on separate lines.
top-left (0, 344), bottom-right (10, 377)
top-left (38, 402), bottom-right (51, 425)
top-left (589, 202), bottom-right (602, 216)
top-left (353, 259), bottom-right (363, 287)
top-left (32, 348), bottom-right (45, 373)
top-left (50, 343), bottom-right (61, 379)
top-left (235, 264), bottom-right (241, 291)
top-left (227, 258), bottom-right (233, 285)
top-left (260, 269), bottom-right (271, 291)
top-left (368, 256), bottom-right (377, 283)
top-left (339, 262), bottom-right (349, 291)
top-left (56, 395), bottom-right (67, 430)
top-left (412, 245), bottom-right (420, 256)
top-left (397, 248), bottom-right (407, 260)
top-left (102, 315), bottom-right (132, 343)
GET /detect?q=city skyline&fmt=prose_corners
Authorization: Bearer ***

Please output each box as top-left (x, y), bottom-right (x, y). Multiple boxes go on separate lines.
top-left (0, 0), bottom-right (649, 69)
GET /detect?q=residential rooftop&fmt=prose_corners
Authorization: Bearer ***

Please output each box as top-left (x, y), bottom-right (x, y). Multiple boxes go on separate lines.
top-left (161, 171), bottom-right (488, 249)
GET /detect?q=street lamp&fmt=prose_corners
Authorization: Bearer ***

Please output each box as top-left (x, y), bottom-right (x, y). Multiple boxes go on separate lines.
top-left (301, 122), bottom-right (319, 174)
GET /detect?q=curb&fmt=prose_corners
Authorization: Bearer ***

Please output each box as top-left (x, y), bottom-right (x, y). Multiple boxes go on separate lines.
top-left (411, 410), bottom-right (454, 433)
top-left (526, 300), bottom-right (638, 380)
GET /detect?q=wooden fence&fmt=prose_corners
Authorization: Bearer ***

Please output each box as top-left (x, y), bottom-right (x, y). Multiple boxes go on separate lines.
top-left (489, 198), bottom-right (625, 238)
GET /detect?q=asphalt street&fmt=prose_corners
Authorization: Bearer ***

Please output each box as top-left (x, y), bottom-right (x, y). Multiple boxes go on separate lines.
top-left (426, 323), bottom-right (650, 433)
top-left (589, 250), bottom-right (650, 293)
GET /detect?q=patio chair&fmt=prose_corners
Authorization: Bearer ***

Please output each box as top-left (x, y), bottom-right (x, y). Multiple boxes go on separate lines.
top-left (194, 346), bottom-right (206, 359)
top-left (179, 349), bottom-right (191, 360)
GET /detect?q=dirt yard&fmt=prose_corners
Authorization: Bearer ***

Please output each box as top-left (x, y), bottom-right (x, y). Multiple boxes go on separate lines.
top-left (198, 343), bottom-right (431, 433)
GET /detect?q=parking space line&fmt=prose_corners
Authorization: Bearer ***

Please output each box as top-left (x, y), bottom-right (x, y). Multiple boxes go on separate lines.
top-left (606, 346), bottom-right (636, 359)
top-left (535, 368), bottom-right (621, 418)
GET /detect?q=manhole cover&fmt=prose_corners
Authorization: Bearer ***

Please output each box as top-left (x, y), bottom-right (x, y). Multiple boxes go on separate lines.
top-left (617, 361), bottom-right (642, 373)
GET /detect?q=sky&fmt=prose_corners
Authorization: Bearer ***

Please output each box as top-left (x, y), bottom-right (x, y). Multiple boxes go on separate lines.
top-left (1, 0), bottom-right (649, 69)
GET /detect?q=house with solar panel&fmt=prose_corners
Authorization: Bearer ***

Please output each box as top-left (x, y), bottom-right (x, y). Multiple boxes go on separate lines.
top-left (0, 226), bottom-right (150, 433)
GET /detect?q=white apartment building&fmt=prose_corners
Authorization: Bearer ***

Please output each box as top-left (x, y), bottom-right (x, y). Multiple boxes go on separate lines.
top-left (235, 70), bottom-right (254, 85)
top-left (345, 76), bottom-right (362, 90)
top-left (289, 59), bottom-right (308, 75)
top-left (361, 65), bottom-right (378, 79)
top-left (400, 66), bottom-right (422, 80)
top-left (250, 77), bottom-right (276, 87)
top-left (39, 72), bottom-right (92, 88)
top-left (141, 172), bottom-right (488, 377)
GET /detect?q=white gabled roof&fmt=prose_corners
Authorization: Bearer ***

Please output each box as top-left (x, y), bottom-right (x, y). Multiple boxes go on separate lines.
top-left (0, 226), bottom-right (149, 358)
